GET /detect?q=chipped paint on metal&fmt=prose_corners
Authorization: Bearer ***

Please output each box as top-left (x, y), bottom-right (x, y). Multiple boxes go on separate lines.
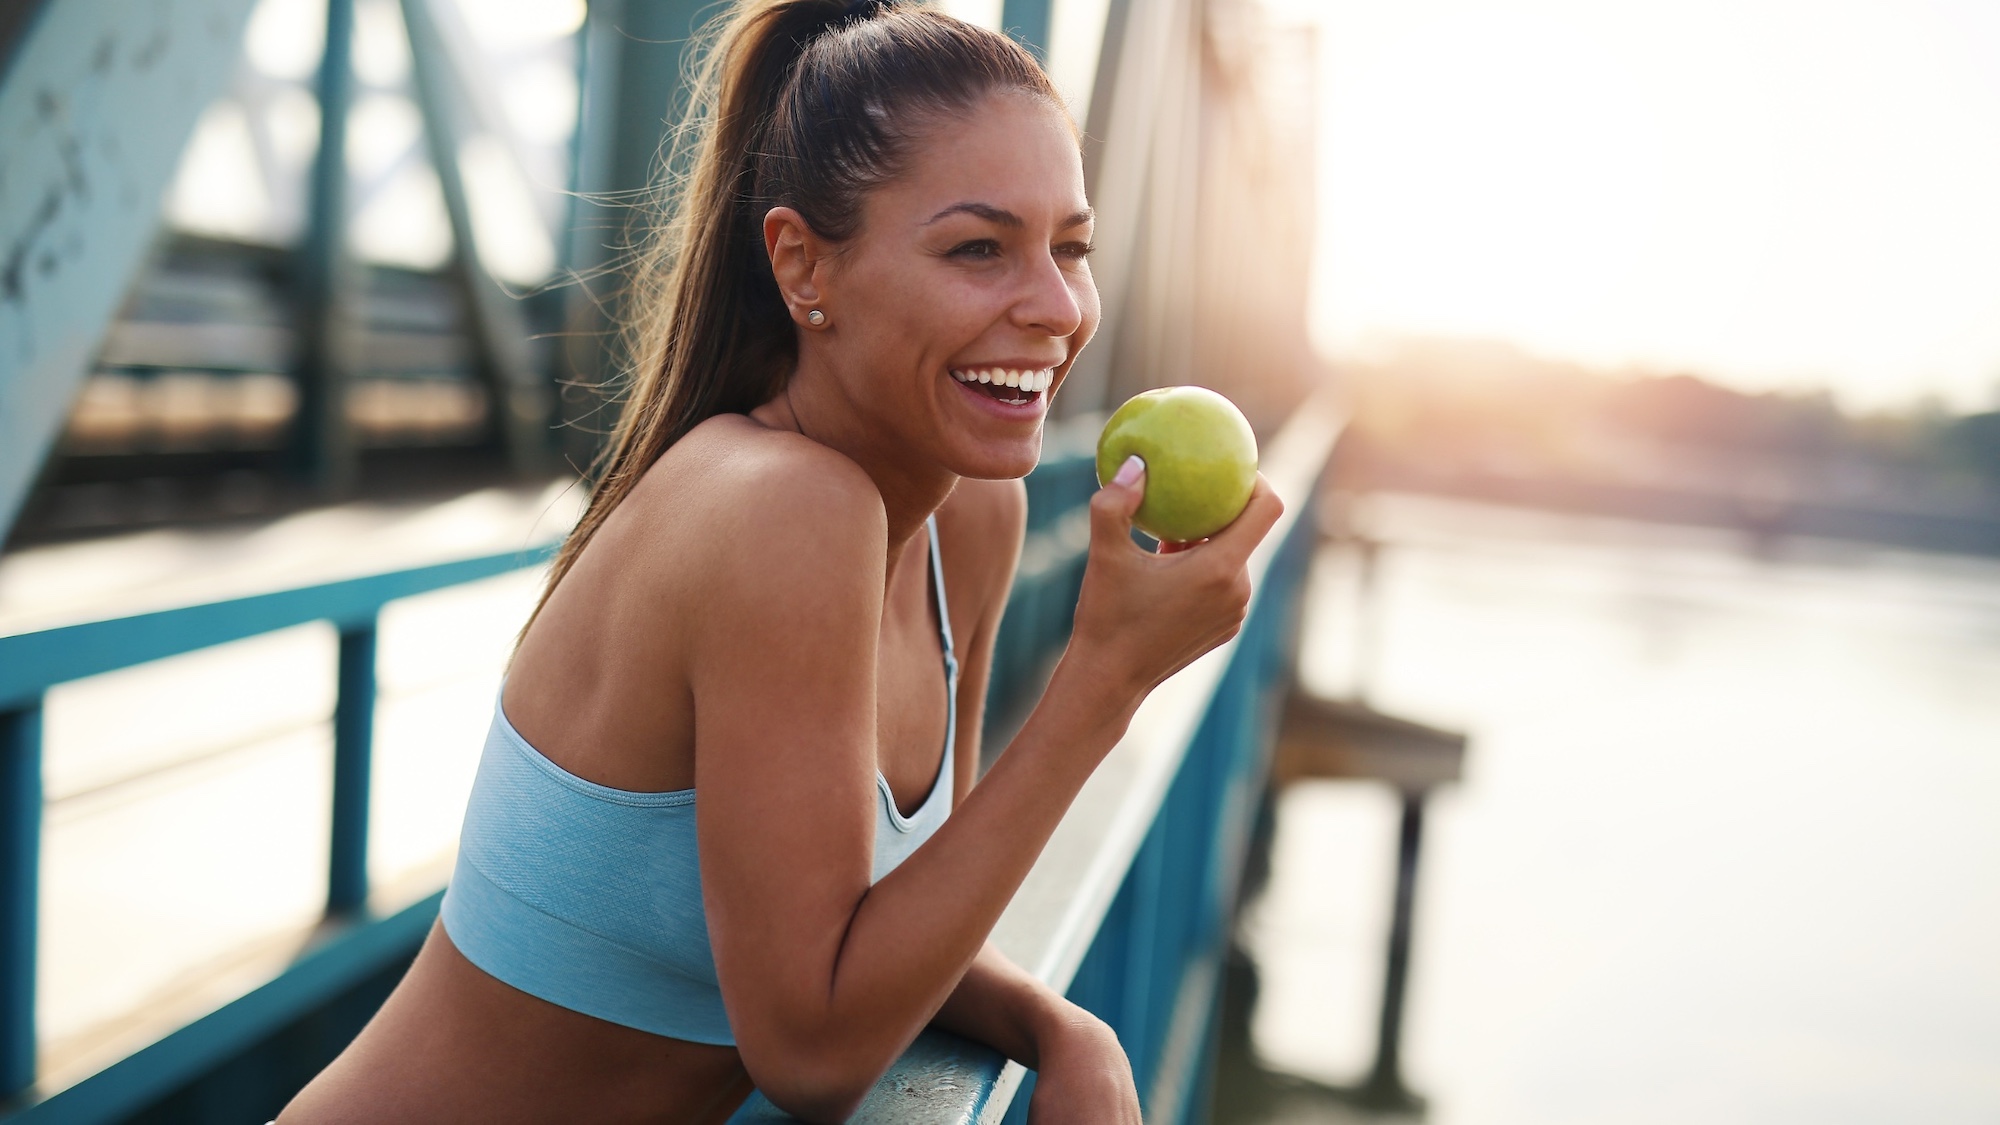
top-left (726, 1029), bottom-right (1011, 1124)
top-left (0, 0), bottom-right (263, 536)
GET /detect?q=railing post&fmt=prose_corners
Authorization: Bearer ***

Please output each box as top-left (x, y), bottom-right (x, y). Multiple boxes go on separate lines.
top-left (1362, 790), bottom-right (1426, 1107)
top-left (0, 699), bottom-right (42, 1099)
top-left (328, 624), bottom-right (377, 915)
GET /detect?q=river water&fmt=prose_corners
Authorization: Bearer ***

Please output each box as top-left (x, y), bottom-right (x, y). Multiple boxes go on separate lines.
top-left (1237, 491), bottom-right (2000, 1123)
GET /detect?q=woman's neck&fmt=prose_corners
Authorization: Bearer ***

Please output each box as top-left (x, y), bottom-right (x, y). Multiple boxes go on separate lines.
top-left (753, 362), bottom-right (957, 577)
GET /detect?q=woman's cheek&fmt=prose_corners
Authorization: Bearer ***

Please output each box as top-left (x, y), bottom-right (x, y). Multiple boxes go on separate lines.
top-left (1074, 282), bottom-right (1102, 342)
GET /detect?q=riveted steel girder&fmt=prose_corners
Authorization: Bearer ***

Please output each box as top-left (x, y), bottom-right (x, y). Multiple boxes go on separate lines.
top-left (0, 0), bottom-right (263, 540)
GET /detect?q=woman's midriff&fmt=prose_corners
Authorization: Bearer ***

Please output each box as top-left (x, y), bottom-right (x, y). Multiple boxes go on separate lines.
top-left (279, 923), bottom-right (754, 1124)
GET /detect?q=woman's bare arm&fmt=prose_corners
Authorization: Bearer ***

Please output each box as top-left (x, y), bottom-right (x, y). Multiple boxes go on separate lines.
top-left (689, 448), bottom-right (1281, 1120)
top-left (926, 480), bottom-right (1140, 1122)
top-left (930, 941), bottom-right (1074, 1067)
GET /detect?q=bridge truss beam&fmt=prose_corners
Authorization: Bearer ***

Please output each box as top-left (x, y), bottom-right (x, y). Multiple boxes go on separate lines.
top-left (0, 0), bottom-right (265, 540)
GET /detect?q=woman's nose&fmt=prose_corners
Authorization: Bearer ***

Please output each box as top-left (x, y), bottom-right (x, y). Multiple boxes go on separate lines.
top-left (1012, 252), bottom-right (1085, 339)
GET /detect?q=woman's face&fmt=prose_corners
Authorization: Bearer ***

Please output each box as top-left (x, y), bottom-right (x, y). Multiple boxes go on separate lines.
top-left (808, 90), bottom-right (1100, 481)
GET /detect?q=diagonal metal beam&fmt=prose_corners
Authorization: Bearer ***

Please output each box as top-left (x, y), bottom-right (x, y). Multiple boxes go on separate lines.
top-left (0, 0), bottom-right (265, 540)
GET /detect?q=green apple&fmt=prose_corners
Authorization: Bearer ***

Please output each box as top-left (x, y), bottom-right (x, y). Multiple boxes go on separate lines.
top-left (1096, 386), bottom-right (1259, 542)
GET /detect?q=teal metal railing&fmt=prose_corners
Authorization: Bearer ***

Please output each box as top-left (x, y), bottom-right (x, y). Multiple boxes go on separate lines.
top-left (0, 546), bottom-right (555, 1117)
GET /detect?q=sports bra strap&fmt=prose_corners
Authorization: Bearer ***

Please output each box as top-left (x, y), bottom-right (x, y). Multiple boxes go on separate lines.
top-left (925, 514), bottom-right (956, 666)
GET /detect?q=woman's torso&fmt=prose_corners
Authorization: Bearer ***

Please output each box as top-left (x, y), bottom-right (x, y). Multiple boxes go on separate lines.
top-left (280, 417), bottom-right (992, 1123)
top-left (433, 511), bottom-right (955, 1043)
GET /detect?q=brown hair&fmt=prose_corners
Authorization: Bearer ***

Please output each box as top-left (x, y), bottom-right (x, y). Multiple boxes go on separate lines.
top-left (534, 0), bottom-right (1061, 628)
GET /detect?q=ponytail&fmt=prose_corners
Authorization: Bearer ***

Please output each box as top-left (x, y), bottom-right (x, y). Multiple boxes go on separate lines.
top-left (528, 0), bottom-right (1059, 630)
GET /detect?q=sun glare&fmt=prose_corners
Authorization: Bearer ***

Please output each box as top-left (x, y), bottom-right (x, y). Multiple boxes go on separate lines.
top-left (1295, 0), bottom-right (2000, 410)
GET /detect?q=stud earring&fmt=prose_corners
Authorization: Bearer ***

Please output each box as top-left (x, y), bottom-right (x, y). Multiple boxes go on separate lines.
top-left (806, 309), bottom-right (826, 327)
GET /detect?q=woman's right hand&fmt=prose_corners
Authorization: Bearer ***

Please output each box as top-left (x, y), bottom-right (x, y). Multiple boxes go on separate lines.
top-left (1067, 455), bottom-right (1284, 699)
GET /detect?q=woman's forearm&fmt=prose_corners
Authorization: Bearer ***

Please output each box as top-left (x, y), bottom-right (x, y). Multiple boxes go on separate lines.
top-left (759, 644), bottom-right (1136, 1099)
top-left (932, 941), bottom-right (1129, 1077)
top-left (930, 942), bottom-right (1067, 1069)
top-left (933, 943), bottom-right (1140, 1123)
top-left (841, 639), bottom-right (1139, 964)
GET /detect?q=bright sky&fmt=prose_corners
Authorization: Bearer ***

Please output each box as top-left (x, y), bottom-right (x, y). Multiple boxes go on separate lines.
top-left (1287, 0), bottom-right (2000, 411)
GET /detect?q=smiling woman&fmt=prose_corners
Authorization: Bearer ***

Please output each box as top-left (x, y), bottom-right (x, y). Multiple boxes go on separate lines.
top-left (274, 1), bottom-right (1281, 1123)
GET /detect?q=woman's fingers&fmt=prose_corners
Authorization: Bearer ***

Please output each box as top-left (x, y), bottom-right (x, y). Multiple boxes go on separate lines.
top-left (1153, 475), bottom-right (1282, 559)
top-left (1087, 455), bottom-right (1147, 550)
top-left (1072, 468), bottom-right (1287, 694)
top-left (1202, 474), bottom-right (1284, 564)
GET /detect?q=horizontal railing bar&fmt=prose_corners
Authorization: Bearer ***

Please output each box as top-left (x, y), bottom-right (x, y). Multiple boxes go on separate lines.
top-left (5, 893), bottom-right (444, 1124)
top-left (0, 546), bottom-right (554, 710)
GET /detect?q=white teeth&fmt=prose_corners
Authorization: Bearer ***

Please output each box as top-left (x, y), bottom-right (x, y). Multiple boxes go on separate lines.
top-left (948, 368), bottom-right (1056, 394)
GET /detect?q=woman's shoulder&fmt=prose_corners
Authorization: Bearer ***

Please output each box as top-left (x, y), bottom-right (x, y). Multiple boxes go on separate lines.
top-left (634, 414), bottom-right (889, 555)
top-left (672, 414), bottom-right (884, 512)
top-left (556, 415), bottom-right (890, 631)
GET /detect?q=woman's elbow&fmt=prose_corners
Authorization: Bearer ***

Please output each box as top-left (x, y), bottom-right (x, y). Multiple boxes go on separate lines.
top-left (739, 1036), bottom-right (882, 1122)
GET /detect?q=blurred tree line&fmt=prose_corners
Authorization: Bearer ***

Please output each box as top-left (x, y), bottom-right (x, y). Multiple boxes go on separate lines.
top-left (1332, 337), bottom-right (2000, 544)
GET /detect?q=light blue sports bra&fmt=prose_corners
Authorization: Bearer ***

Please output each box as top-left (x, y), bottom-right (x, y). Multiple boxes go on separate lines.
top-left (440, 516), bottom-right (958, 1046)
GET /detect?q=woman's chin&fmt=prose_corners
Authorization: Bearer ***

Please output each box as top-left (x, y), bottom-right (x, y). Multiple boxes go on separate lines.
top-left (946, 438), bottom-right (1042, 481)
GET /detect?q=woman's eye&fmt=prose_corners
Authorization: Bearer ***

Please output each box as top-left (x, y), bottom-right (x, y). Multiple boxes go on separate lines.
top-left (950, 240), bottom-right (1002, 260)
top-left (1057, 241), bottom-right (1097, 261)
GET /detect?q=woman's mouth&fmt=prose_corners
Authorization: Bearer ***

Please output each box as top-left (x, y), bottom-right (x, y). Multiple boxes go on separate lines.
top-left (950, 367), bottom-right (1054, 407)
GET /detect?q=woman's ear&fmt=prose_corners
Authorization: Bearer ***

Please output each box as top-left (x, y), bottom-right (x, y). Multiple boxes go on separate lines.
top-left (764, 206), bottom-right (828, 327)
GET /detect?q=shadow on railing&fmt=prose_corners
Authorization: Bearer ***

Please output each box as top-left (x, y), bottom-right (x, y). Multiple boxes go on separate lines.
top-left (0, 391), bottom-right (1338, 1124)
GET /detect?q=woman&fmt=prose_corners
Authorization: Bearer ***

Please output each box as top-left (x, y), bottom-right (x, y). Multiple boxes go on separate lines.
top-left (281, 0), bottom-right (1280, 1120)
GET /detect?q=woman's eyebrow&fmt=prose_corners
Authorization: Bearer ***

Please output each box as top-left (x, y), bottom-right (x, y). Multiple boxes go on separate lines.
top-left (921, 203), bottom-right (1097, 228)
top-left (924, 202), bottom-right (1021, 227)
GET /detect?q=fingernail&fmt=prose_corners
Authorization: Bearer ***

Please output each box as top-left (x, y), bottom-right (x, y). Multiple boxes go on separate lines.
top-left (1113, 455), bottom-right (1145, 487)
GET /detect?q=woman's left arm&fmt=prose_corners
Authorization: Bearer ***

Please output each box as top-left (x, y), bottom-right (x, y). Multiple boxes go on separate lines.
top-left (933, 944), bottom-right (1138, 1122)
top-left (934, 480), bottom-right (1139, 1123)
